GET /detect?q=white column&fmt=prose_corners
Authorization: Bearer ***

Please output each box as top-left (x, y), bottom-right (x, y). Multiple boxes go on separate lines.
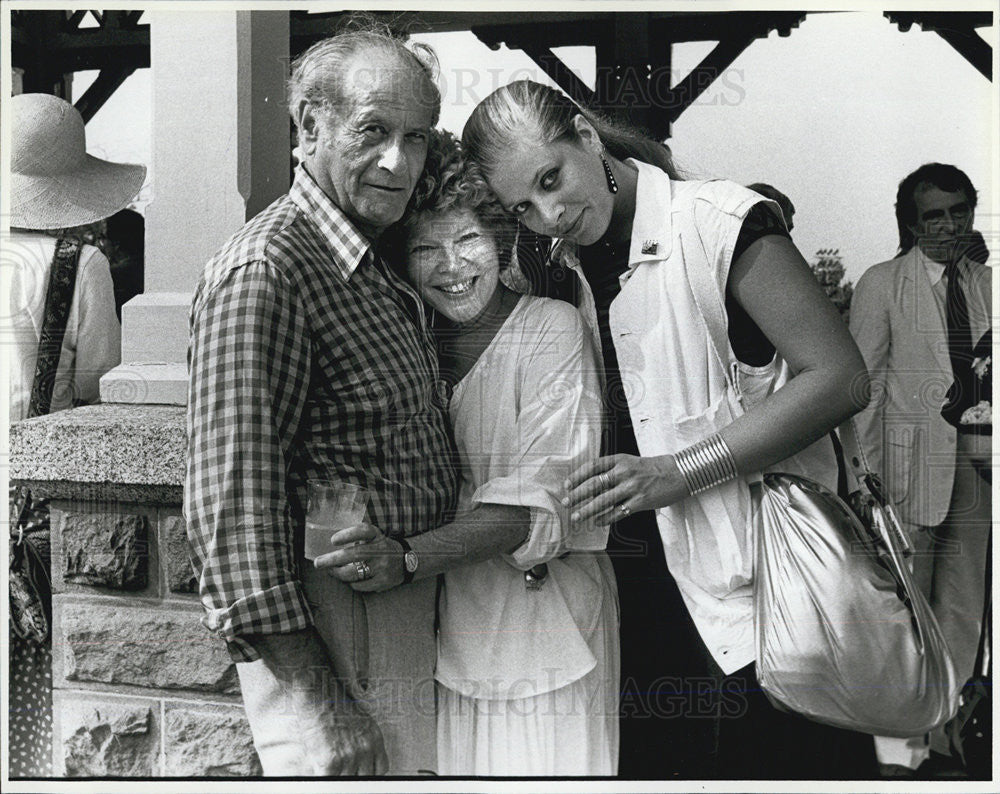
top-left (101, 10), bottom-right (290, 405)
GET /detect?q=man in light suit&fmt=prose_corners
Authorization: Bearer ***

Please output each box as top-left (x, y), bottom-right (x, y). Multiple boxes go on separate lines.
top-left (850, 163), bottom-right (991, 773)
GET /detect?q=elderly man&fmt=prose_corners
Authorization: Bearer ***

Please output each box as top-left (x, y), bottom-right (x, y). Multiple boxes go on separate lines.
top-left (850, 163), bottom-right (991, 774)
top-left (186, 31), bottom-right (457, 775)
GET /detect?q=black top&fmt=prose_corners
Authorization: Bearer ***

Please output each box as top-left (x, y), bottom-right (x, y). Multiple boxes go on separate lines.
top-left (725, 202), bottom-right (790, 366)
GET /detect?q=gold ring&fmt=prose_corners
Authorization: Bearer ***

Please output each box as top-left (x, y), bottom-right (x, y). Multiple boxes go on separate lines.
top-left (355, 560), bottom-right (372, 580)
top-left (619, 504), bottom-right (631, 517)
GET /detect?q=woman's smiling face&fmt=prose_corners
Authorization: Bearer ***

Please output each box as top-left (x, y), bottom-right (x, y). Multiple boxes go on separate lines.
top-left (484, 117), bottom-right (615, 246)
top-left (405, 207), bottom-right (501, 323)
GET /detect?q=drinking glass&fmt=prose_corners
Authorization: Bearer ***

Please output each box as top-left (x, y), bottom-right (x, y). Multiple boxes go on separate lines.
top-left (304, 479), bottom-right (369, 560)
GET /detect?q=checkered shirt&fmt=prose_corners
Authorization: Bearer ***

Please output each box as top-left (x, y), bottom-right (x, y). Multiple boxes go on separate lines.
top-left (185, 166), bottom-right (458, 662)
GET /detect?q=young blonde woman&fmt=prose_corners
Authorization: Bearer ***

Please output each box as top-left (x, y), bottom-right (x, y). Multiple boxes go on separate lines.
top-left (462, 80), bottom-right (878, 780)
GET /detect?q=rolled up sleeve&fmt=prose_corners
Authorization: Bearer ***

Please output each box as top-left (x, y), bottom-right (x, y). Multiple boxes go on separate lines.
top-left (471, 304), bottom-right (607, 570)
top-left (185, 261), bottom-right (312, 662)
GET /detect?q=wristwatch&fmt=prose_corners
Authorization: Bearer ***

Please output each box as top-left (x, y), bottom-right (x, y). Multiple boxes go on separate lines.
top-left (397, 536), bottom-right (418, 584)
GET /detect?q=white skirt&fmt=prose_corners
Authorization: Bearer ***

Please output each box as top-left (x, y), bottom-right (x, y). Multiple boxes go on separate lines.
top-left (436, 561), bottom-right (620, 776)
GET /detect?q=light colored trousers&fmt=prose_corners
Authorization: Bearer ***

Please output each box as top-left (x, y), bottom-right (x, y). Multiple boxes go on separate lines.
top-left (875, 434), bottom-right (991, 767)
top-left (237, 565), bottom-right (439, 776)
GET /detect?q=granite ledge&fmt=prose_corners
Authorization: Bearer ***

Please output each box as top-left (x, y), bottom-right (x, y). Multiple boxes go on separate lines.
top-left (10, 404), bottom-right (186, 487)
top-left (26, 480), bottom-right (184, 506)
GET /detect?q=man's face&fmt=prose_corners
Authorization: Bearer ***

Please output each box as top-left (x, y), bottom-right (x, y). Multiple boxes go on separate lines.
top-left (302, 50), bottom-right (435, 238)
top-left (909, 183), bottom-right (974, 264)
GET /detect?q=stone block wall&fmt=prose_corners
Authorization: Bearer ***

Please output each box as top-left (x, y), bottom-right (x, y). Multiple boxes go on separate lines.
top-left (10, 405), bottom-right (261, 777)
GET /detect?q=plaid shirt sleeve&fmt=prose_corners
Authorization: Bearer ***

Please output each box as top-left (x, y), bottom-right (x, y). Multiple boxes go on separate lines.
top-left (186, 260), bottom-right (313, 663)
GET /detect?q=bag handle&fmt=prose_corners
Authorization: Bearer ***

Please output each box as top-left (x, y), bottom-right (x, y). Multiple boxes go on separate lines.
top-left (28, 237), bottom-right (83, 418)
top-left (834, 416), bottom-right (912, 551)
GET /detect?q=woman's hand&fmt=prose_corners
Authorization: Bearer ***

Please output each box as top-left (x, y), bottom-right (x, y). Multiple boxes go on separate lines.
top-left (313, 523), bottom-right (405, 593)
top-left (563, 454), bottom-right (689, 525)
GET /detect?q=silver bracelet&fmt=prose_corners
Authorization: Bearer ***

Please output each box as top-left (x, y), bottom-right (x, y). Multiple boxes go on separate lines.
top-left (673, 434), bottom-right (738, 495)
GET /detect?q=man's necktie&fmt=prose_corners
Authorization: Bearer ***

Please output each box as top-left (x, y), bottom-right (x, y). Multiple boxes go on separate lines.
top-left (944, 258), bottom-right (973, 379)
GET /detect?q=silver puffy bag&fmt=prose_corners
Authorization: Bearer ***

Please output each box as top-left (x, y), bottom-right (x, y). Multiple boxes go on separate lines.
top-left (681, 229), bottom-right (960, 737)
top-left (753, 447), bottom-right (961, 736)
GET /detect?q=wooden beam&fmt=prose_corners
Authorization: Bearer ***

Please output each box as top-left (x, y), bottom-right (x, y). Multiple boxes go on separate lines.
top-left (470, 17), bottom-right (616, 52)
top-left (666, 34), bottom-right (759, 124)
top-left (18, 11), bottom-right (69, 96)
top-left (884, 11), bottom-right (993, 81)
top-left (648, 11), bottom-right (808, 43)
top-left (43, 27), bottom-right (151, 73)
top-left (291, 10), bottom-right (813, 48)
top-left (292, 10), bottom-right (616, 40)
top-left (49, 26), bottom-right (151, 54)
top-left (591, 13), bottom-right (675, 138)
top-left (934, 28), bottom-right (992, 80)
top-left (884, 11), bottom-right (993, 33)
top-left (519, 46), bottom-right (595, 107)
top-left (614, 13), bottom-right (654, 133)
top-left (75, 66), bottom-right (137, 122)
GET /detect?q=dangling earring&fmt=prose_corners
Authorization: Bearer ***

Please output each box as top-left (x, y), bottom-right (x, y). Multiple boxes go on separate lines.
top-left (601, 155), bottom-right (618, 194)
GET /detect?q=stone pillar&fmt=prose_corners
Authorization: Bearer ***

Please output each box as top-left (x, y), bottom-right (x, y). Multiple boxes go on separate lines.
top-left (100, 10), bottom-right (290, 406)
top-left (10, 406), bottom-right (261, 776)
top-left (9, 12), bottom-right (290, 774)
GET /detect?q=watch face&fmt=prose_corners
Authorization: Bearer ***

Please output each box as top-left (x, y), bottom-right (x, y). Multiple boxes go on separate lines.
top-left (404, 550), bottom-right (418, 573)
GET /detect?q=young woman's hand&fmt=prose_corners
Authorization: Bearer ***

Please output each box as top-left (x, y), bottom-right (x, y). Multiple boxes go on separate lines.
top-left (563, 454), bottom-right (688, 525)
top-left (313, 524), bottom-right (405, 592)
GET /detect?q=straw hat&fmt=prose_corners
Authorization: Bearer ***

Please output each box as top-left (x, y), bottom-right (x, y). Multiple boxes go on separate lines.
top-left (10, 93), bottom-right (147, 230)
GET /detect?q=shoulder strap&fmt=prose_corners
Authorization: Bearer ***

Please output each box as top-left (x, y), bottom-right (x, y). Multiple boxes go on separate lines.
top-left (836, 414), bottom-right (880, 489)
top-left (28, 238), bottom-right (83, 418)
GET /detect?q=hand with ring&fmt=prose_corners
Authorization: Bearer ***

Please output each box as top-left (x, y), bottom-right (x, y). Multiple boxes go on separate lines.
top-left (314, 522), bottom-right (405, 592)
top-left (353, 560), bottom-right (372, 581)
top-left (562, 453), bottom-right (689, 526)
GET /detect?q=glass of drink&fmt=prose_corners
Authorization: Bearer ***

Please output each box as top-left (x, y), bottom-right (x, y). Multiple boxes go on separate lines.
top-left (304, 479), bottom-right (369, 560)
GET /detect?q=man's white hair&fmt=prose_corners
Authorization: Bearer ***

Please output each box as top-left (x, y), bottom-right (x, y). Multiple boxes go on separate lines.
top-left (287, 23), bottom-right (441, 127)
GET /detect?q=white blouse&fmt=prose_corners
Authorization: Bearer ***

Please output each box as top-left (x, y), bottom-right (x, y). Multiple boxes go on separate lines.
top-left (435, 295), bottom-right (615, 700)
top-left (7, 231), bottom-right (121, 421)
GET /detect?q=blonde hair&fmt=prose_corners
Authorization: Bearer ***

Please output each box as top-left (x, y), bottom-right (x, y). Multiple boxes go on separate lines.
top-left (462, 80), bottom-right (679, 180)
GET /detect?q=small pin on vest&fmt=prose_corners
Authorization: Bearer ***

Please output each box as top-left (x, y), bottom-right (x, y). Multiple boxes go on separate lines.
top-left (641, 240), bottom-right (659, 255)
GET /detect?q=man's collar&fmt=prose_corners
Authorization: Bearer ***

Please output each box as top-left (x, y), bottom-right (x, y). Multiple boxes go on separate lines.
top-left (914, 245), bottom-right (946, 286)
top-left (912, 243), bottom-right (982, 286)
top-left (290, 164), bottom-right (372, 280)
